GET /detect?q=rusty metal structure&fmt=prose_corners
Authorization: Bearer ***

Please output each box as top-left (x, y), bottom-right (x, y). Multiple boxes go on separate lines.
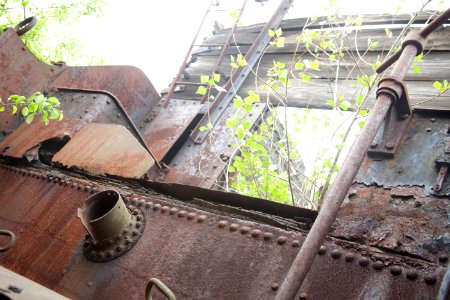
top-left (0, 3), bottom-right (449, 300)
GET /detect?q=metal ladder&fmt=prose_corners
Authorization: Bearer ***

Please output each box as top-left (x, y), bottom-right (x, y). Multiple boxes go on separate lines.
top-left (162, 0), bottom-right (249, 107)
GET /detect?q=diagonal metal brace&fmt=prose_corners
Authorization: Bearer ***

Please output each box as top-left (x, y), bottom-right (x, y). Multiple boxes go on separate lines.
top-left (368, 76), bottom-right (412, 159)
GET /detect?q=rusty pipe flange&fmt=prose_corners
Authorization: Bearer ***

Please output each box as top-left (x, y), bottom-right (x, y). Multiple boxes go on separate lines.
top-left (14, 16), bottom-right (38, 36)
top-left (402, 30), bottom-right (427, 56)
top-left (78, 190), bottom-right (145, 262)
top-left (377, 76), bottom-right (412, 117)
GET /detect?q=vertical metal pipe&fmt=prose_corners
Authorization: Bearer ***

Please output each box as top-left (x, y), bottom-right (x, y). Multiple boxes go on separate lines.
top-left (275, 44), bottom-right (419, 300)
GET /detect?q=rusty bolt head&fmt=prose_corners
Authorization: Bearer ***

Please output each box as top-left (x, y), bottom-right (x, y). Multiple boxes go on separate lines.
top-left (344, 253), bottom-right (354, 262)
top-left (153, 203), bottom-right (161, 211)
top-left (426, 127), bottom-right (432, 132)
top-left (271, 283), bottom-right (279, 291)
top-left (144, 202), bottom-right (152, 209)
top-left (277, 236), bottom-right (287, 245)
top-left (400, 113), bottom-right (409, 120)
top-left (406, 270), bottom-right (418, 280)
top-left (240, 226), bottom-right (250, 234)
top-left (229, 224), bottom-right (239, 232)
top-left (218, 220), bottom-right (229, 228)
top-left (424, 274), bottom-right (436, 285)
top-left (299, 292), bottom-right (308, 300)
top-left (187, 212), bottom-right (197, 220)
top-left (370, 141), bottom-right (378, 148)
top-left (251, 229), bottom-right (262, 238)
top-left (331, 249), bottom-right (342, 259)
top-left (161, 206), bottom-right (169, 213)
top-left (385, 142), bottom-right (395, 150)
top-left (197, 215), bottom-right (207, 223)
top-left (291, 240), bottom-right (300, 248)
top-left (431, 118), bottom-right (436, 122)
top-left (177, 210), bottom-right (187, 218)
top-left (263, 232), bottom-right (274, 240)
top-left (318, 246), bottom-right (327, 255)
top-left (359, 257), bottom-right (370, 267)
top-left (169, 207), bottom-right (178, 215)
top-left (390, 266), bottom-right (402, 276)
top-left (138, 200), bottom-right (146, 207)
top-left (373, 261), bottom-right (384, 271)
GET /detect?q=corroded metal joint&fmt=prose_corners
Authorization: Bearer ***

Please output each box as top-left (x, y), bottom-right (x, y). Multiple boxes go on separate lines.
top-left (377, 76), bottom-right (411, 117)
top-left (402, 30), bottom-right (427, 57)
top-left (78, 190), bottom-right (145, 262)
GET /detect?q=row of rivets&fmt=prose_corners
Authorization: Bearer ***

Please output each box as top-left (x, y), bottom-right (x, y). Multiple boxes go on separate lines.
top-left (319, 245), bottom-right (438, 285)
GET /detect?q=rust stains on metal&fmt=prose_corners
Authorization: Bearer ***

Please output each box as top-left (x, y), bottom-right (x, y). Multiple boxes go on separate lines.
top-left (53, 123), bottom-right (154, 178)
top-left (0, 118), bottom-right (86, 158)
top-left (0, 165), bottom-right (446, 299)
top-left (140, 99), bottom-right (202, 161)
top-left (51, 66), bottom-right (161, 124)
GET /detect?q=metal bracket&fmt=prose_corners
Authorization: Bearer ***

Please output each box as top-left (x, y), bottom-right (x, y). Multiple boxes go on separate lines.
top-left (433, 140), bottom-right (450, 192)
top-left (368, 78), bottom-right (412, 159)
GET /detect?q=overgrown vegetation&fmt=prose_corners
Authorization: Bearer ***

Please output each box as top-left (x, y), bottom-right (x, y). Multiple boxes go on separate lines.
top-left (197, 1), bottom-right (449, 209)
top-left (0, 0), bottom-right (105, 124)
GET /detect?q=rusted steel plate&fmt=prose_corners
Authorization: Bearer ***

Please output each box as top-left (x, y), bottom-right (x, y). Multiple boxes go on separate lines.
top-left (0, 118), bottom-right (86, 158)
top-left (152, 102), bottom-right (265, 189)
top-left (139, 99), bottom-right (203, 161)
top-left (356, 112), bottom-right (450, 195)
top-left (51, 66), bottom-right (161, 124)
top-left (0, 29), bottom-right (66, 133)
top-left (0, 165), bottom-right (445, 299)
top-left (53, 123), bottom-right (154, 178)
top-left (333, 184), bottom-right (450, 263)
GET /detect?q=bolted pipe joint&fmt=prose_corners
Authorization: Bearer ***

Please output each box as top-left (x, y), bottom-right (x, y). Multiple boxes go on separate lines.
top-left (78, 190), bottom-right (131, 243)
top-left (78, 190), bottom-right (145, 262)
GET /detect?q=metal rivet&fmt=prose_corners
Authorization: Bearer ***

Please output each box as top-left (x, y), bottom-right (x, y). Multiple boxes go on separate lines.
top-left (424, 274), bottom-right (436, 285)
top-left (153, 203), bottom-right (161, 211)
top-left (251, 229), bottom-right (262, 238)
top-left (426, 127), bottom-right (432, 132)
top-left (385, 142), bottom-right (395, 150)
top-left (439, 255), bottom-right (448, 263)
top-left (263, 232), bottom-right (273, 240)
top-left (373, 261), bottom-right (384, 271)
top-left (131, 230), bottom-right (139, 237)
top-left (359, 257), bottom-right (370, 267)
top-left (161, 206), bottom-right (169, 213)
top-left (125, 238), bottom-right (132, 245)
top-left (431, 118), bottom-right (436, 122)
top-left (92, 187), bottom-right (99, 193)
top-left (144, 202), bottom-right (152, 209)
top-left (85, 185), bottom-right (92, 192)
top-left (107, 250), bottom-right (114, 257)
top-left (97, 251), bottom-right (105, 259)
top-left (318, 246), bottom-right (327, 255)
top-left (331, 249), bottom-right (341, 259)
top-left (406, 270), bottom-right (418, 280)
top-left (187, 212), bottom-right (197, 220)
top-left (271, 283), bottom-right (279, 291)
top-left (240, 226), bottom-right (250, 234)
top-left (197, 215), bottom-right (207, 223)
top-left (229, 224), bottom-right (239, 232)
top-left (122, 229), bottom-right (128, 235)
top-left (178, 210), bottom-right (187, 218)
top-left (291, 240), bottom-right (300, 248)
top-left (136, 215), bottom-right (143, 221)
top-left (344, 253), bottom-right (354, 262)
top-left (277, 236), bottom-right (287, 245)
top-left (218, 220), bottom-right (229, 228)
top-left (169, 208), bottom-right (178, 215)
top-left (299, 292), bottom-right (308, 300)
top-left (116, 245), bottom-right (123, 252)
top-left (138, 200), bottom-right (145, 207)
top-left (390, 266), bottom-right (402, 276)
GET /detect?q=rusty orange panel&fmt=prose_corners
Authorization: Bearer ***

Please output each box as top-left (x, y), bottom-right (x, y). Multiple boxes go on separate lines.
top-left (53, 123), bottom-right (154, 178)
top-left (0, 118), bottom-right (86, 158)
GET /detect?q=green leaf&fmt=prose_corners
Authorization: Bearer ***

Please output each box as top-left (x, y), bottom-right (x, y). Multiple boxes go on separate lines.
top-left (230, 9), bottom-right (239, 19)
top-left (242, 119), bottom-right (251, 130)
top-left (329, 54), bottom-right (335, 61)
top-left (433, 81), bottom-right (442, 91)
top-left (49, 109), bottom-right (60, 120)
top-left (356, 94), bottom-right (364, 106)
top-left (12, 105), bottom-right (17, 115)
top-left (21, 106), bottom-right (29, 116)
top-left (309, 60), bottom-right (320, 70)
top-left (196, 86), bottom-right (207, 95)
top-left (213, 73), bottom-right (221, 82)
top-left (339, 100), bottom-right (351, 111)
top-left (275, 28), bottom-right (282, 37)
top-left (276, 37), bottom-right (285, 48)
top-left (0, 106), bottom-right (4, 112)
top-left (228, 166), bottom-right (236, 173)
top-left (294, 62), bottom-right (304, 70)
top-left (226, 117), bottom-right (238, 129)
top-left (233, 98), bottom-right (244, 109)
top-left (268, 29), bottom-right (275, 37)
top-left (25, 113), bottom-right (35, 124)
top-left (47, 97), bottom-right (60, 106)
top-left (58, 112), bottom-right (63, 121)
top-left (302, 74), bottom-right (311, 82)
top-left (199, 126), bottom-right (207, 132)
top-left (200, 75), bottom-right (209, 84)
top-left (327, 100), bottom-right (335, 107)
top-left (412, 64), bottom-right (421, 74)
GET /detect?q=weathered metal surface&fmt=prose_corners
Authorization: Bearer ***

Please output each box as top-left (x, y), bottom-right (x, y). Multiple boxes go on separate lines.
top-left (0, 28), bottom-right (66, 133)
top-left (51, 66), bottom-right (160, 124)
top-left (139, 99), bottom-right (203, 161)
top-left (332, 184), bottom-right (450, 263)
top-left (0, 164), bottom-right (446, 299)
top-left (53, 123), bottom-right (154, 178)
top-left (0, 266), bottom-right (69, 300)
top-left (0, 118), bottom-right (86, 158)
top-left (151, 101), bottom-right (265, 188)
top-left (357, 112), bottom-right (450, 195)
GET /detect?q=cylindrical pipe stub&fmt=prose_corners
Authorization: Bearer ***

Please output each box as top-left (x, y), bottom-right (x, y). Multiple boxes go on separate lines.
top-left (78, 190), bottom-right (131, 243)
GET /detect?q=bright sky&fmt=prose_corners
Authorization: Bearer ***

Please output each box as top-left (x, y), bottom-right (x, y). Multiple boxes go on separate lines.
top-left (74, 0), bottom-right (448, 92)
